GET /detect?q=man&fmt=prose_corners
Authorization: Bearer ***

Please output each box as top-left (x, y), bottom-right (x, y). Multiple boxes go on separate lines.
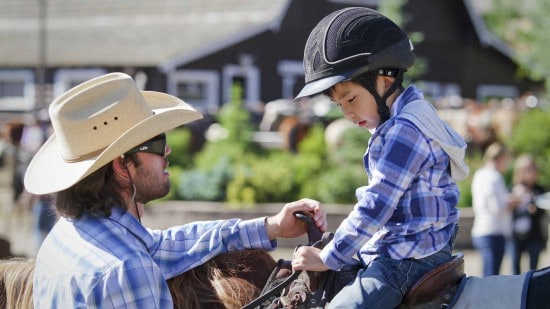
top-left (24, 72), bottom-right (326, 308)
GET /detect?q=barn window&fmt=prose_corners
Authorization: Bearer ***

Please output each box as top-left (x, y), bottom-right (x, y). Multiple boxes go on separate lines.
top-left (168, 70), bottom-right (219, 115)
top-left (0, 70), bottom-right (35, 111)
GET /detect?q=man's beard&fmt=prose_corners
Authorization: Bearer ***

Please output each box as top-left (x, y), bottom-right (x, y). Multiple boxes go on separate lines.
top-left (133, 166), bottom-right (171, 203)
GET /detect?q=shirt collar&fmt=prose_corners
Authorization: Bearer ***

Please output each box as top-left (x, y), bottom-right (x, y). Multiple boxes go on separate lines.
top-left (109, 206), bottom-right (154, 251)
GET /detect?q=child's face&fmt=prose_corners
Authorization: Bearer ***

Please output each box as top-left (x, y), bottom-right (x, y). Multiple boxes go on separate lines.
top-left (330, 81), bottom-right (382, 131)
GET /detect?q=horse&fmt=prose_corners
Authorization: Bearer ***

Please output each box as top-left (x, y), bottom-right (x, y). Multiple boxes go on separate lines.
top-left (2, 248), bottom-right (550, 308)
top-left (167, 249), bottom-right (277, 309)
top-left (0, 257), bottom-right (35, 309)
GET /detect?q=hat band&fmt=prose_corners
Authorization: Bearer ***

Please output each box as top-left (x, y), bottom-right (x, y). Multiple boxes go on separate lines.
top-left (63, 147), bottom-right (106, 163)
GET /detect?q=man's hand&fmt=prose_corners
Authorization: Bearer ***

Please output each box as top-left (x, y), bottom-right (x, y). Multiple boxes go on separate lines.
top-left (265, 198), bottom-right (326, 239)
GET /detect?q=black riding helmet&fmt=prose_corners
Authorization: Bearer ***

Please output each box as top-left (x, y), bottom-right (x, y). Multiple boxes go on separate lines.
top-left (295, 7), bottom-right (415, 123)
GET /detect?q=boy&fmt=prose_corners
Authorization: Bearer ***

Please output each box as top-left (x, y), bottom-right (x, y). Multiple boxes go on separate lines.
top-left (292, 7), bottom-right (469, 308)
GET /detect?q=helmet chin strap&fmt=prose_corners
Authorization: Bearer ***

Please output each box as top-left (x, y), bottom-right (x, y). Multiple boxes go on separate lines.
top-left (356, 70), bottom-right (404, 124)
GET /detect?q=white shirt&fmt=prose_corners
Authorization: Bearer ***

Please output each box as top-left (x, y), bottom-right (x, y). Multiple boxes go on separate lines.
top-left (471, 166), bottom-right (512, 237)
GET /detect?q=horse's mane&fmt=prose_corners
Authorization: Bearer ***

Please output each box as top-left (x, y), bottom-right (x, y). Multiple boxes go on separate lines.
top-left (0, 257), bottom-right (35, 309)
top-left (167, 249), bottom-right (277, 309)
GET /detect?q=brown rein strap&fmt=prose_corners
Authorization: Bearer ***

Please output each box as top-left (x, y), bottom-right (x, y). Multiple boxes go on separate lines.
top-left (241, 212), bottom-right (328, 309)
top-left (241, 263), bottom-right (303, 309)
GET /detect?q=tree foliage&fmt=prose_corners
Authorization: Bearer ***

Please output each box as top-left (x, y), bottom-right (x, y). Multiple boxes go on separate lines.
top-left (508, 109), bottom-right (550, 188)
top-left (482, 0), bottom-right (550, 90)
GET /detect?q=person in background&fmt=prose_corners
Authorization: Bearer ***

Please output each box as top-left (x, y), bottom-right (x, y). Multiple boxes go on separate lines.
top-left (510, 153), bottom-right (548, 274)
top-left (23, 120), bottom-right (56, 252)
top-left (291, 7), bottom-right (469, 308)
top-left (32, 194), bottom-right (56, 250)
top-left (4, 121), bottom-right (26, 205)
top-left (471, 142), bottom-right (519, 276)
top-left (24, 72), bottom-right (327, 308)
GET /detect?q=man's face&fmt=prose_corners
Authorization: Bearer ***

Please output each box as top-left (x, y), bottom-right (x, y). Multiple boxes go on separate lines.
top-left (131, 144), bottom-right (172, 203)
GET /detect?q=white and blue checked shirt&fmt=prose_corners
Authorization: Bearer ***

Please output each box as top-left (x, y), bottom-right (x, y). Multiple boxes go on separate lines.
top-left (320, 85), bottom-right (463, 270)
top-left (33, 206), bottom-right (275, 308)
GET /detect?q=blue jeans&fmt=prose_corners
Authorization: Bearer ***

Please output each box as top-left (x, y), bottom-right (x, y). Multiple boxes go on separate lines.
top-left (328, 231), bottom-right (456, 309)
top-left (510, 238), bottom-right (545, 274)
top-left (472, 235), bottom-right (505, 276)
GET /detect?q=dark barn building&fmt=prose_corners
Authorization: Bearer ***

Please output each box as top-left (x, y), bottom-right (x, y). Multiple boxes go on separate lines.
top-left (0, 0), bottom-right (543, 121)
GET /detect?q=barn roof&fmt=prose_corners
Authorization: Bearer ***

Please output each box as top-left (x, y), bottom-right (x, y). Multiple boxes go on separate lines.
top-left (0, 0), bottom-right (289, 67)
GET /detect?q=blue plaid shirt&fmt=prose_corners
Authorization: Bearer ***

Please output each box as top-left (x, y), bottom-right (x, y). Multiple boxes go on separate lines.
top-left (33, 206), bottom-right (275, 308)
top-left (320, 85), bottom-right (461, 270)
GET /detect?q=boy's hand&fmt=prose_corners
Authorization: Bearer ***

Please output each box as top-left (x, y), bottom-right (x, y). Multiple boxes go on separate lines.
top-left (292, 246), bottom-right (329, 272)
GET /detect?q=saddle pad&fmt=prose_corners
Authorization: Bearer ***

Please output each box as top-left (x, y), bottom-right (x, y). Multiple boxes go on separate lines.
top-left (450, 273), bottom-right (528, 309)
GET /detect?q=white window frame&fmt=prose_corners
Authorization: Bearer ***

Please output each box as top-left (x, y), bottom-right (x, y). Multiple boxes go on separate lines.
top-left (476, 84), bottom-right (518, 102)
top-left (222, 56), bottom-right (260, 109)
top-left (53, 69), bottom-right (106, 98)
top-left (277, 60), bottom-right (304, 99)
top-left (167, 70), bottom-right (220, 114)
top-left (0, 70), bottom-right (35, 111)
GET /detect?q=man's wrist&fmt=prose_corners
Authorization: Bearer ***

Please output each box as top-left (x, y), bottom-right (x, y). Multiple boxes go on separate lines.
top-left (265, 216), bottom-right (278, 240)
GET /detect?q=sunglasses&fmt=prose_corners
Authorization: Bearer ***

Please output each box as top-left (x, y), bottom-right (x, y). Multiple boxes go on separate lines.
top-left (125, 133), bottom-right (167, 157)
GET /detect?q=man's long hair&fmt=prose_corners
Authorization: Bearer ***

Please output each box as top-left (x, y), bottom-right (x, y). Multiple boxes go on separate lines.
top-left (54, 154), bottom-right (139, 219)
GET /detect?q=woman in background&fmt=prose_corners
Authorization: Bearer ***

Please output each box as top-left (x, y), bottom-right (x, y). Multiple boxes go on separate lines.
top-left (510, 154), bottom-right (548, 274)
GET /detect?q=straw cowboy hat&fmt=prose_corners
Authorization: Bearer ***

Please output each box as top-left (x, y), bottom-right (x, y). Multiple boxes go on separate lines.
top-left (24, 72), bottom-right (203, 195)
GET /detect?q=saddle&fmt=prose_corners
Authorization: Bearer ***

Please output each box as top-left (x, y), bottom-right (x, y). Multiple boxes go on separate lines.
top-left (398, 252), bottom-right (465, 309)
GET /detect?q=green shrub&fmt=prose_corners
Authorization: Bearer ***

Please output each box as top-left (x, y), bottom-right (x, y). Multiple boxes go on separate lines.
top-left (226, 165), bottom-right (256, 205)
top-left (251, 152), bottom-right (298, 202)
top-left (217, 84), bottom-right (254, 146)
top-left (226, 152), bottom-right (298, 203)
top-left (194, 141), bottom-right (241, 170)
top-left (181, 83), bottom-right (265, 202)
top-left (456, 153), bottom-right (483, 208)
top-left (508, 109), bottom-right (550, 188)
top-left (292, 124), bottom-right (328, 190)
top-left (298, 124), bottom-right (327, 159)
top-left (178, 156), bottom-right (232, 201)
top-left (295, 121), bottom-right (371, 204)
top-left (329, 125), bottom-right (371, 166)
top-left (167, 128), bottom-right (193, 169)
top-left (292, 153), bottom-right (325, 193)
top-left (313, 164), bottom-right (368, 204)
